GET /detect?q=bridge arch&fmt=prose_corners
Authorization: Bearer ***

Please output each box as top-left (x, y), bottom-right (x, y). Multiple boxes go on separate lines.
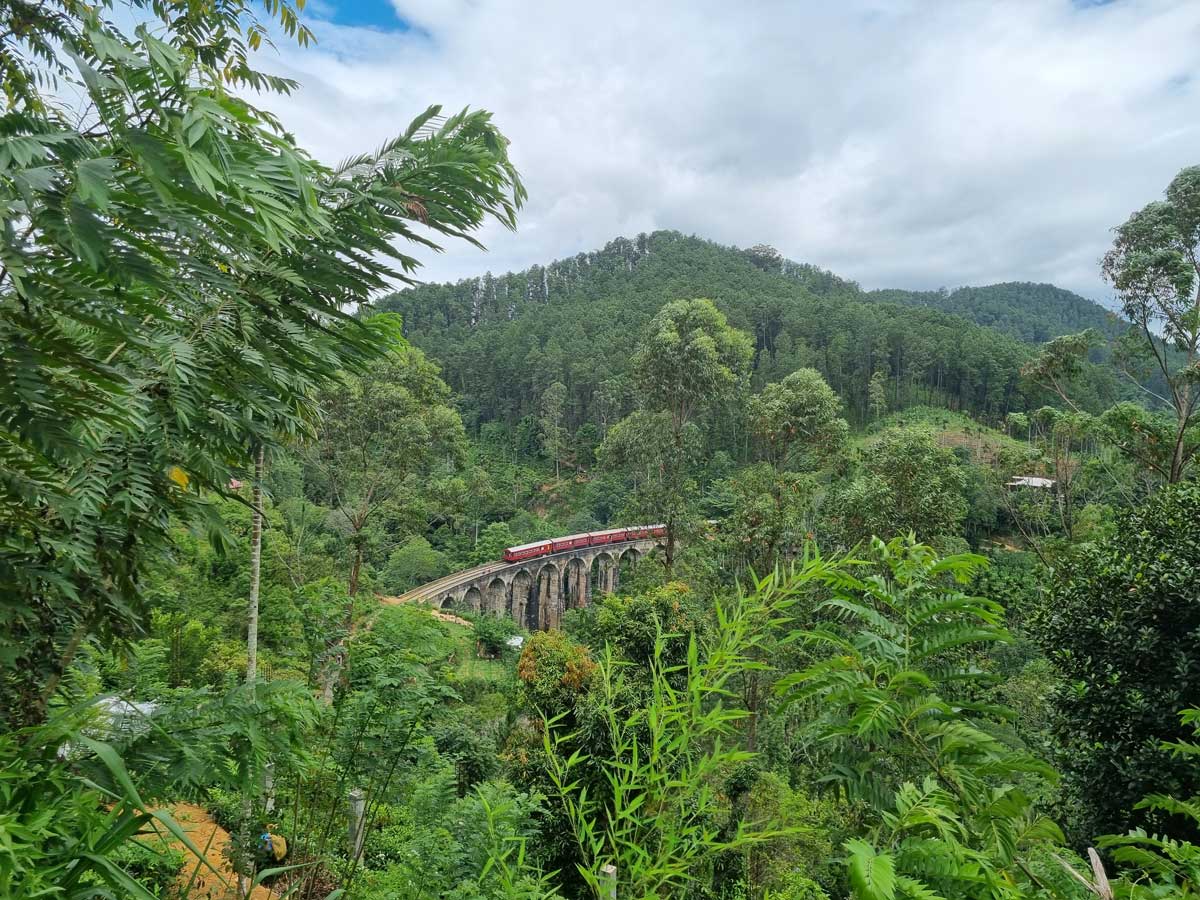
top-left (510, 570), bottom-right (533, 626)
top-left (530, 562), bottom-right (562, 630)
top-left (592, 551), bottom-right (618, 596)
top-left (485, 577), bottom-right (508, 616)
top-left (619, 546), bottom-right (644, 583)
top-left (564, 556), bottom-right (590, 610)
top-left (452, 586), bottom-right (481, 614)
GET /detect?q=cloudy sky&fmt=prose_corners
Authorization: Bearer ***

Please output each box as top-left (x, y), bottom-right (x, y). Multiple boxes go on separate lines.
top-left (255, 0), bottom-right (1200, 302)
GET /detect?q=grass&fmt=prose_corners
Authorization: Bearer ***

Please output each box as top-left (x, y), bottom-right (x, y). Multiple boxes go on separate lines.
top-left (443, 619), bottom-right (513, 683)
top-left (858, 406), bottom-right (1029, 465)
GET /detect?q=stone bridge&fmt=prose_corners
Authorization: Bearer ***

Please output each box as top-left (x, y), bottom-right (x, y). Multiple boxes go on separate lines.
top-left (390, 536), bottom-right (662, 631)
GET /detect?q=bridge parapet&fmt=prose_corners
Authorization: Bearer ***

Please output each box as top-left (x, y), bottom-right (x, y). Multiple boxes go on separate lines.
top-left (391, 537), bottom-right (660, 631)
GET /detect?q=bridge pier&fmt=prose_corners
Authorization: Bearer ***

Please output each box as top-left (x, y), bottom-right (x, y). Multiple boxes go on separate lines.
top-left (598, 555), bottom-right (618, 595)
top-left (564, 557), bottom-right (590, 611)
top-left (534, 564), bottom-right (564, 630)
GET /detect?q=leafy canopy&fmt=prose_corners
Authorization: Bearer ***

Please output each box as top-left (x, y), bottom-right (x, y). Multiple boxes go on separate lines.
top-left (777, 537), bottom-right (1062, 900)
top-left (0, 0), bottom-right (524, 725)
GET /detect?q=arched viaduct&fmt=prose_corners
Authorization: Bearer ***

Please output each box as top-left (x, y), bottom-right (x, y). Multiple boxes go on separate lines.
top-left (389, 536), bottom-right (661, 631)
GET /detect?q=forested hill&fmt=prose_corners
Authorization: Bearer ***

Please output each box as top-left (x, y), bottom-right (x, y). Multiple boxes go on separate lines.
top-left (868, 282), bottom-right (1124, 344)
top-left (378, 231), bottom-right (1120, 431)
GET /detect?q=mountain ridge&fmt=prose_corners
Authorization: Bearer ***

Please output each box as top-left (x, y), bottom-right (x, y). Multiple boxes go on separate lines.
top-left (387, 230), bottom-right (1120, 344)
top-left (378, 231), bottom-right (1124, 430)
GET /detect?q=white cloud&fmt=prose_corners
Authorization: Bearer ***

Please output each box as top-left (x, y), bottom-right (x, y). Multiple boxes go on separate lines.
top-left (253, 0), bottom-right (1200, 301)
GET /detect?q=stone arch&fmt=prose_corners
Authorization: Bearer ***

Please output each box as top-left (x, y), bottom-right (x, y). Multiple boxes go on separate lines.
top-left (530, 562), bottom-right (562, 630)
top-left (618, 547), bottom-right (642, 587)
top-left (592, 551), bottom-right (618, 596)
top-left (463, 585), bottom-right (482, 615)
top-left (485, 577), bottom-right (508, 616)
top-left (563, 556), bottom-right (591, 611)
top-left (509, 569), bottom-right (533, 627)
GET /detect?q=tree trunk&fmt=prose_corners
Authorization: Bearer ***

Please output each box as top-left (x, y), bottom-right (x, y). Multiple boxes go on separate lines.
top-left (348, 538), bottom-right (364, 598)
top-left (321, 537), bottom-right (363, 705)
top-left (664, 513), bottom-right (676, 577)
top-left (246, 443), bottom-right (264, 683)
top-left (240, 443), bottom-right (265, 900)
top-left (1170, 411), bottom-right (1190, 483)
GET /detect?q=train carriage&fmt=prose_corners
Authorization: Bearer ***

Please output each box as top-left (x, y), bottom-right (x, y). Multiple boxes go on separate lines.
top-left (502, 524), bottom-right (666, 563)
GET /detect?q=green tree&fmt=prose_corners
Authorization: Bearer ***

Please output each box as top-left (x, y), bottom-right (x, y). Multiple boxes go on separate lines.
top-left (311, 344), bottom-right (466, 698)
top-left (777, 538), bottom-right (1063, 900)
top-left (539, 380), bottom-right (569, 478)
top-left (823, 427), bottom-right (968, 549)
top-left (517, 630), bottom-right (597, 715)
top-left (711, 464), bottom-right (817, 575)
top-left (381, 535), bottom-right (447, 594)
top-left (314, 342), bottom-right (465, 598)
top-left (723, 368), bottom-right (847, 574)
top-left (868, 370), bottom-right (889, 421)
top-left (1102, 166), bottom-right (1200, 482)
top-left (748, 367), bottom-right (849, 471)
top-left (1093, 708), bottom-right (1200, 899)
top-left (616, 298), bottom-right (753, 572)
top-left (600, 409), bottom-right (695, 563)
top-left (1038, 481), bottom-right (1200, 842)
top-left (0, 0), bottom-right (524, 727)
top-left (472, 521), bottom-right (516, 566)
top-left (1025, 166), bottom-right (1200, 483)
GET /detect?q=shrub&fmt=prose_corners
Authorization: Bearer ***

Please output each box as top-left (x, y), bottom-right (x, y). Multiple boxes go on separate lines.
top-left (1039, 482), bottom-right (1200, 841)
top-left (517, 631), bottom-right (596, 713)
top-left (474, 615), bottom-right (518, 658)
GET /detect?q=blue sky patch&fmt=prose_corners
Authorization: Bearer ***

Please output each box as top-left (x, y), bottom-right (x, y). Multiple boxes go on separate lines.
top-left (311, 0), bottom-right (409, 31)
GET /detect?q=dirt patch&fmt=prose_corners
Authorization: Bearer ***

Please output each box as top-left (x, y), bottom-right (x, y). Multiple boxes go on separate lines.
top-left (935, 429), bottom-right (1007, 465)
top-left (167, 802), bottom-right (274, 899)
top-left (377, 594), bottom-right (472, 627)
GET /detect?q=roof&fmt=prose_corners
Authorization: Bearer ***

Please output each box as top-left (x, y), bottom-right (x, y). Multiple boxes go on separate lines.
top-left (1006, 475), bottom-right (1056, 488)
top-left (506, 539), bottom-right (552, 552)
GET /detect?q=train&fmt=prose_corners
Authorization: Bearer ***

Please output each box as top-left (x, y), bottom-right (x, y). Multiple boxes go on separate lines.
top-left (503, 524), bottom-right (667, 563)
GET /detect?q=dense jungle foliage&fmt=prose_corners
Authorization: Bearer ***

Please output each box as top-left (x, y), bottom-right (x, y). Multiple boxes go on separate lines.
top-left (4, 2), bottom-right (1200, 900)
top-left (378, 235), bottom-right (1131, 430)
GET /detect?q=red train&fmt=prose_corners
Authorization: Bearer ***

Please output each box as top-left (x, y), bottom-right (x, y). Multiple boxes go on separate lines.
top-left (503, 524), bottom-right (666, 563)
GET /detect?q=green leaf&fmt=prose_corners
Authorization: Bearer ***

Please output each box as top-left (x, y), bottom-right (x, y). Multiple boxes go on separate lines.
top-left (847, 838), bottom-right (897, 900)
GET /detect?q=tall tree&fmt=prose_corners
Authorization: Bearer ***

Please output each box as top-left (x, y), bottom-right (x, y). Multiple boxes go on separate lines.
top-left (823, 427), bottom-right (968, 549)
top-left (601, 409), bottom-right (697, 569)
top-left (312, 342), bottom-right (466, 698)
top-left (1026, 166), bottom-right (1200, 483)
top-left (1038, 481), bottom-right (1200, 843)
top-left (539, 380), bottom-right (569, 478)
top-left (1104, 167), bottom-right (1200, 482)
top-left (868, 370), bottom-right (888, 421)
top-left (0, 0), bottom-right (524, 727)
top-left (621, 299), bottom-right (752, 572)
top-left (711, 368), bottom-right (849, 575)
top-left (748, 367), bottom-right (848, 471)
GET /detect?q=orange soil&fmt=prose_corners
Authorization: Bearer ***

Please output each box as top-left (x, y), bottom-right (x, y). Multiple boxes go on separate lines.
top-left (376, 594), bottom-right (472, 627)
top-left (167, 802), bottom-right (274, 899)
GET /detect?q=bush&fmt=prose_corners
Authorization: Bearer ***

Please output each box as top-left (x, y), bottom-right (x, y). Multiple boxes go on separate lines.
top-left (205, 786), bottom-right (244, 833)
top-left (107, 838), bottom-right (185, 898)
top-left (516, 631), bottom-right (596, 713)
top-left (1039, 482), bottom-right (1200, 841)
top-left (473, 615), bottom-right (517, 658)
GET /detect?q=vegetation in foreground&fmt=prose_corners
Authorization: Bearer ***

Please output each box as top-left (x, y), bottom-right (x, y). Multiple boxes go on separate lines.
top-left (3, 2), bottom-right (1200, 899)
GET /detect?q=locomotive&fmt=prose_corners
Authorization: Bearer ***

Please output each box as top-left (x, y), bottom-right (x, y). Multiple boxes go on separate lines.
top-left (503, 524), bottom-right (666, 563)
